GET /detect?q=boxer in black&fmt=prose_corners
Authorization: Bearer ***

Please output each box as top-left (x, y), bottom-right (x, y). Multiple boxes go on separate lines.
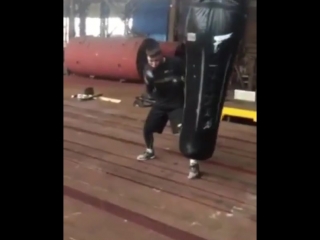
top-left (137, 41), bottom-right (200, 179)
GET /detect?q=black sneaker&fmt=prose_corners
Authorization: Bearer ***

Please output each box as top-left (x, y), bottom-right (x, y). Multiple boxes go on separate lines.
top-left (188, 163), bottom-right (201, 179)
top-left (137, 150), bottom-right (155, 161)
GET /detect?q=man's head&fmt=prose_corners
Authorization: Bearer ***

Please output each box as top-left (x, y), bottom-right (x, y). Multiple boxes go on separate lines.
top-left (146, 42), bottom-right (164, 69)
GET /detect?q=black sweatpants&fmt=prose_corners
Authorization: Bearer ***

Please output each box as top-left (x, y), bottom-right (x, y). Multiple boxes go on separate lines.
top-left (143, 106), bottom-right (183, 149)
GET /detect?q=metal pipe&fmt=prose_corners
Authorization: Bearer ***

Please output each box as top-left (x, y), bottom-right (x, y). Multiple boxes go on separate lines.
top-left (64, 37), bottom-right (182, 81)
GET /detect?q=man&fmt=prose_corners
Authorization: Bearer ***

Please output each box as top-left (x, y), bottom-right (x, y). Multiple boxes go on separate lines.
top-left (136, 42), bottom-right (200, 179)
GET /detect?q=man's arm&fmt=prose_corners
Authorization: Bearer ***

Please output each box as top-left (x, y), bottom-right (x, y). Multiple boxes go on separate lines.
top-left (143, 68), bottom-right (155, 96)
top-left (145, 77), bottom-right (155, 96)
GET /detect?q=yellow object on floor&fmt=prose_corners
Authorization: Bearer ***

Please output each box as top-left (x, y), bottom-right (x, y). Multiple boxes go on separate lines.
top-left (221, 107), bottom-right (257, 122)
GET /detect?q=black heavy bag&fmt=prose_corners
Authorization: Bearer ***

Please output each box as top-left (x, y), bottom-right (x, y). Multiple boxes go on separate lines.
top-left (179, 0), bottom-right (246, 160)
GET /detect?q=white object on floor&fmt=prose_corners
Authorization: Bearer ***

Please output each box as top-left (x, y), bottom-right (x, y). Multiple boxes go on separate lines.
top-left (234, 89), bottom-right (256, 102)
top-left (71, 94), bottom-right (94, 100)
top-left (99, 96), bottom-right (121, 103)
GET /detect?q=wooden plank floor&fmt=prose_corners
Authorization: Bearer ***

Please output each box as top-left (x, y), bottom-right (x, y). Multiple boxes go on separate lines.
top-left (63, 76), bottom-right (257, 240)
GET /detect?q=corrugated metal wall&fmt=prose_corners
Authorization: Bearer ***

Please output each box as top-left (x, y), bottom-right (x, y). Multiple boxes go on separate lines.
top-left (131, 0), bottom-right (171, 41)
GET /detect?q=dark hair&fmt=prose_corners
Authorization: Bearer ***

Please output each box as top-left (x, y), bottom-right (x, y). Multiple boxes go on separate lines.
top-left (145, 41), bottom-right (162, 57)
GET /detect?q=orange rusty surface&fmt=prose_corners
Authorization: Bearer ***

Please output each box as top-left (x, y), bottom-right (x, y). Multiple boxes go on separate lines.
top-left (64, 37), bottom-right (181, 82)
top-left (159, 41), bottom-right (182, 57)
top-left (63, 75), bottom-right (256, 240)
top-left (65, 37), bottom-right (148, 80)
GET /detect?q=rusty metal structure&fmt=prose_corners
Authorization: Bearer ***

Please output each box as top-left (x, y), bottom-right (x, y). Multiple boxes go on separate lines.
top-left (65, 37), bottom-right (149, 80)
top-left (159, 41), bottom-right (183, 58)
top-left (65, 37), bottom-right (181, 81)
top-left (64, 37), bottom-right (181, 81)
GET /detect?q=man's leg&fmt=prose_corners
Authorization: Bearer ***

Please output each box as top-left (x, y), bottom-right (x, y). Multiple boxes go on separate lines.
top-left (137, 107), bottom-right (168, 161)
top-left (169, 108), bottom-right (201, 179)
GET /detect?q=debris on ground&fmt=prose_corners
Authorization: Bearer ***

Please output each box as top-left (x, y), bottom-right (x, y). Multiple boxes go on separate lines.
top-left (71, 87), bottom-right (121, 104)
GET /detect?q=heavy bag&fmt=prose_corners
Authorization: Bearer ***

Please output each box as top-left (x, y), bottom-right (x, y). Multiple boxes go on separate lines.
top-left (179, 0), bottom-right (246, 160)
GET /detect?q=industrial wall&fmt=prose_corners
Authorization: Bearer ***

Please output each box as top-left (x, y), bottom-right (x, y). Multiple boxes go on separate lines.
top-left (64, 0), bottom-right (256, 45)
top-left (64, 2), bottom-right (125, 18)
top-left (63, 17), bottom-right (132, 45)
top-left (131, 0), bottom-right (171, 41)
top-left (245, 3), bottom-right (257, 45)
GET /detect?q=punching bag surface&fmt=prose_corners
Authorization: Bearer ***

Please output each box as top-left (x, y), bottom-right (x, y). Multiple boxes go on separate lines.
top-left (179, 0), bottom-right (246, 160)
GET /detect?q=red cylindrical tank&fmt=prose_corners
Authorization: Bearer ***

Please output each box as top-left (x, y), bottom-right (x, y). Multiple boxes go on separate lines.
top-left (159, 41), bottom-right (183, 57)
top-left (65, 37), bottom-right (156, 81)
